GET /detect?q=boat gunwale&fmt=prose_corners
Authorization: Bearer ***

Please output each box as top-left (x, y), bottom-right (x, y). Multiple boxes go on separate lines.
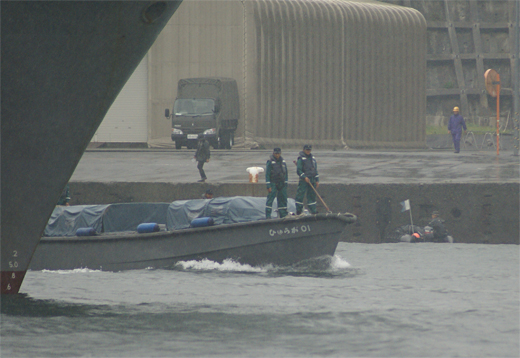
top-left (39, 212), bottom-right (357, 243)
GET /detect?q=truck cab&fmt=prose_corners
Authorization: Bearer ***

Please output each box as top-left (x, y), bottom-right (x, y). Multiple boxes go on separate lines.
top-left (165, 77), bottom-right (239, 149)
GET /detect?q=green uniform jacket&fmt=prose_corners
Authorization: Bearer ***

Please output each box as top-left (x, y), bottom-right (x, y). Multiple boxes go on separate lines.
top-left (265, 155), bottom-right (288, 189)
top-left (296, 151), bottom-right (319, 182)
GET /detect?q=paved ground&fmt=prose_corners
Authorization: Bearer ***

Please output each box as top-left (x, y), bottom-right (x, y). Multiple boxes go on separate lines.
top-left (72, 146), bottom-right (519, 184)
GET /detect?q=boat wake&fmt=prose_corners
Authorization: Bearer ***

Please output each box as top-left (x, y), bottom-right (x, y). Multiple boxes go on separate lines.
top-left (174, 258), bottom-right (269, 273)
top-left (40, 268), bottom-right (102, 274)
top-left (271, 255), bottom-right (354, 278)
top-left (34, 256), bottom-right (353, 277)
top-left (174, 255), bottom-right (352, 277)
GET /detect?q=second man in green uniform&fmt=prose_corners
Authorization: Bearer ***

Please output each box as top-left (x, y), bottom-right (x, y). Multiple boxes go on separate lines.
top-left (295, 144), bottom-right (319, 215)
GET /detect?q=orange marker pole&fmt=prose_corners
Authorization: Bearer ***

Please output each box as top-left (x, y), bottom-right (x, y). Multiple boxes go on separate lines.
top-left (485, 69), bottom-right (501, 155)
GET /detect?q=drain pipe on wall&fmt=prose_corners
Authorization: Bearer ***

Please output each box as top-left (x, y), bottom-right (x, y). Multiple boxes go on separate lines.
top-left (514, 0), bottom-right (519, 156)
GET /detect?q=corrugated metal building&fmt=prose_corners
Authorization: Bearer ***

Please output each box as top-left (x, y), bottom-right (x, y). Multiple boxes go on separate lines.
top-left (149, 0), bottom-right (427, 148)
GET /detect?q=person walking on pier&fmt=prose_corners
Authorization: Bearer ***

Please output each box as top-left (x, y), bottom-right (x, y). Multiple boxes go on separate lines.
top-left (295, 144), bottom-right (319, 215)
top-left (448, 106), bottom-right (467, 153)
top-left (265, 147), bottom-right (288, 219)
top-left (194, 134), bottom-right (210, 182)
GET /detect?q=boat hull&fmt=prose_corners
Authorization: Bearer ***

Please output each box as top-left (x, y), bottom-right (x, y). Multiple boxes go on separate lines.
top-left (29, 214), bottom-right (355, 271)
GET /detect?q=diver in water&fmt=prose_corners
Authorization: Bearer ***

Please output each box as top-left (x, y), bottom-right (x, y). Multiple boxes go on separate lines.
top-left (425, 211), bottom-right (452, 243)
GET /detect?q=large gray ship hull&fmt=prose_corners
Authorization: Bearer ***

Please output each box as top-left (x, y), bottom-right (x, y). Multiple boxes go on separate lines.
top-left (29, 214), bottom-right (356, 271)
top-left (1, 1), bottom-right (182, 293)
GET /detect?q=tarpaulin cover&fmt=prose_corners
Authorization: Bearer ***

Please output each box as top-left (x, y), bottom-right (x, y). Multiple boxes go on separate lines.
top-left (102, 203), bottom-right (170, 233)
top-left (166, 196), bottom-right (296, 230)
top-left (44, 203), bottom-right (170, 237)
top-left (44, 205), bottom-right (109, 237)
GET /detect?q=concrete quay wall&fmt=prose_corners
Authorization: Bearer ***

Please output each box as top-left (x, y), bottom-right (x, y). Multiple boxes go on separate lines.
top-left (69, 182), bottom-right (519, 245)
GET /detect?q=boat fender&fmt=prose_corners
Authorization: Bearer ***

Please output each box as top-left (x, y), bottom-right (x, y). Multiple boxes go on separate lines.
top-left (137, 223), bottom-right (160, 233)
top-left (190, 217), bottom-right (214, 228)
top-left (76, 227), bottom-right (97, 236)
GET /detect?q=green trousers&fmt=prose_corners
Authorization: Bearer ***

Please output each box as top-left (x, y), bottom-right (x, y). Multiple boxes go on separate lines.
top-left (295, 178), bottom-right (317, 214)
top-left (266, 183), bottom-right (288, 218)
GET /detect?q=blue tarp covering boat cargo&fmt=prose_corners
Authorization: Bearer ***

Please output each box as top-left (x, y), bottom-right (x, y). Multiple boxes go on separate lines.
top-left (44, 197), bottom-right (296, 236)
top-left (44, 203), bottom-right (170, 236)
top-left (166, 196), bottom-right (296, 230)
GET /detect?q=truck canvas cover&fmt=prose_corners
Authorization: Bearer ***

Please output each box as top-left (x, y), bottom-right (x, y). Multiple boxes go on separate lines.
top-left (177, 77), bottom-right (239, 121)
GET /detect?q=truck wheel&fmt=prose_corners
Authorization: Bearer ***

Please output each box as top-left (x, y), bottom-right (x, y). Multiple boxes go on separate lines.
top-left (226, 135), bottom-right (232, 149)
top-left (221, 132), bottom-right (232, 149)
top-left (175, 142), bottom-right (182, 149)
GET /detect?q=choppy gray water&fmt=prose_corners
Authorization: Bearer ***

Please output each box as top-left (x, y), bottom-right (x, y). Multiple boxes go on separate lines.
top-left (2, 243), bottom-right (518, 358)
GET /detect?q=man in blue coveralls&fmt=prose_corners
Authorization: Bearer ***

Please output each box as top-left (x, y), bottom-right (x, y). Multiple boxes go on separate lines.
top-left (295, 144), bottom-right (319, 215)
top-left (448, 106), bottom-right (467, 153)
top-left (265, 147), bottom-right (288, 219)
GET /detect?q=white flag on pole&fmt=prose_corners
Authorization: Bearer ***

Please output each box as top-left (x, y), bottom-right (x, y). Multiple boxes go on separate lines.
top-left (400, 199), bottom-right (410, 212)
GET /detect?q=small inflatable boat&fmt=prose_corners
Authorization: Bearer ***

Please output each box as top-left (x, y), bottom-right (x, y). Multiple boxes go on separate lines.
top-left (387, 225), bottom-right (454, 243)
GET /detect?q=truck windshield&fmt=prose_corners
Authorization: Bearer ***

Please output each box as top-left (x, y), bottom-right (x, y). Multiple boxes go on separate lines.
top-left (174, 99), bottom-right (215, 116)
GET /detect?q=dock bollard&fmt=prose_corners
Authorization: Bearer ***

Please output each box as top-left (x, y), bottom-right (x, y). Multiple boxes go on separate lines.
top-left (246, 167), bottom-right (264, 183)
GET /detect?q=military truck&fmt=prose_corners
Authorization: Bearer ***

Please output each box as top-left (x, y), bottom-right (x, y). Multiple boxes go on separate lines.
top-left (165, 77), bottom-right (239, 149)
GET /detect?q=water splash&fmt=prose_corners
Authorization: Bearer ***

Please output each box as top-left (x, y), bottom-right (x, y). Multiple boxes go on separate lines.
top-left (292, 255), bottom-right (350, 270)
top-left (174, 255), bottom-right (352, 277)
top-left (330, 255), bottom-right (351, 270)
top-left (175, 258), bottom-right (269, 273)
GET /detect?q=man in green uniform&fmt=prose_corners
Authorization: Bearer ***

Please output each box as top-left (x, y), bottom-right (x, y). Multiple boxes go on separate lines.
top-left (265, 147), bottom-right (288, 219)
top-left (295, 144), bottom-right (319, 215)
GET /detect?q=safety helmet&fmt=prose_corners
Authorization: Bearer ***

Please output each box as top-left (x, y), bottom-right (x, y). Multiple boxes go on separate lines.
top-left (453, 106), bottom-right (459, 112)
top-left (412, 233), bottom-right (421, 239)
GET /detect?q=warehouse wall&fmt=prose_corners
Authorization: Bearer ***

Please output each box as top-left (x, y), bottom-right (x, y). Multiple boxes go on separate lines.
top-left (244, 0), bottom-right (426, 148)
top-left (150, 0), bottom-right (426, 149)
